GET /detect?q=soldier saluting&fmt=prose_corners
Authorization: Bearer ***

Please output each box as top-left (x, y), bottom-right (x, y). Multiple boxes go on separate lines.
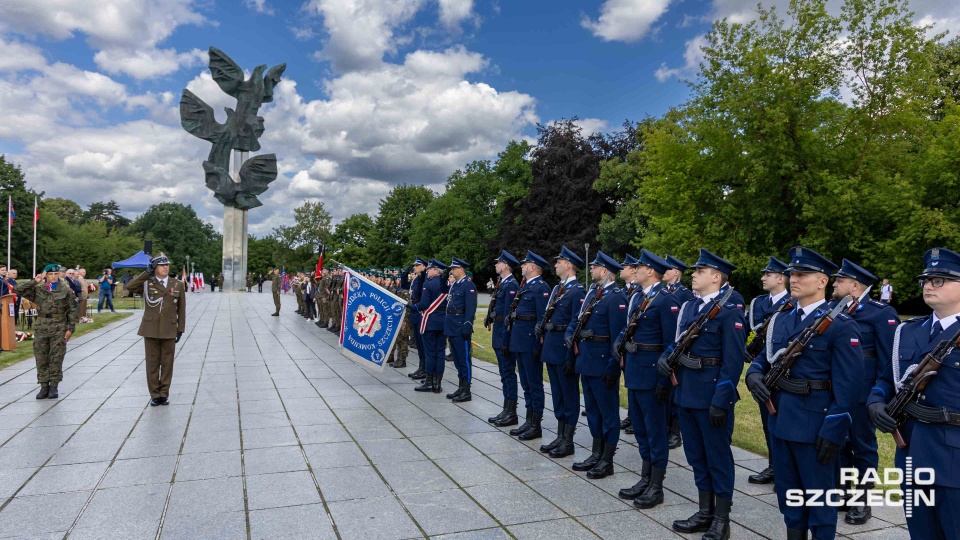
top-left (127, 254), bottom-right (187, 406)
top-left (18, 264), bottom-right (78, 399)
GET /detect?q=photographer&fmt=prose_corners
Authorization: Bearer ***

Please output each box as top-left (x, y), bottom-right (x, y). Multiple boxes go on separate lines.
top-left (97, 268), bottom-right (117, 313)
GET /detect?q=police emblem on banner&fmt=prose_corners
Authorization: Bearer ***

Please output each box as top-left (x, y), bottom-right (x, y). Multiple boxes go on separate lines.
top-left (338, 270), bottom-right (407, 372)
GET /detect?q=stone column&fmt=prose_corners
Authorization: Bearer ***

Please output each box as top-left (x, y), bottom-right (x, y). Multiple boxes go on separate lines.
top-left (222, 151), bottom-right (248, 291)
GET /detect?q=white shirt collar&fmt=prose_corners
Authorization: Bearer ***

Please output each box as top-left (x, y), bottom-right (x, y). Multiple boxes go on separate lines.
top-left (643, 282), bottom-right (657, 295)
top-left (158, 276), bottom-right (168, 287)
top-left (770, 290), bottom-right (789, 304)
top-left (561, 276), bottom-right (576, 286)
top-left (799, 299), bottom-right (826, 318)
top-left (699, 290), bottom-right (720, 307)
top-left (932, 311), bottom-right (960, 331)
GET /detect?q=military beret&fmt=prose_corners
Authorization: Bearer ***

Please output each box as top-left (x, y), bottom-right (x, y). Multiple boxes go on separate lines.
top-left (42, 264), bottom-right (60, 273)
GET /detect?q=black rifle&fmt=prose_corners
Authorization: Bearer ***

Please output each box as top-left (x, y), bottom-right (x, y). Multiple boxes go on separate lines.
top-left (745, 298), bottom-right (795, 363)
top-left (616, 288), bottom-right (661, 364)
top-left (503, 279), bottom-right (527, 351)
top-left (664, 288), bottom-right (734, 386)
top-left (483, 277), bottom-right (501, 330)
top-left (761, 297), bottom-right (849, 414)
top-left (569, 283), bottom-right (606, 356)
top-left (536, 283), bottom-right (568, 344)
top-left (883, 326), bottom-right (960, 448)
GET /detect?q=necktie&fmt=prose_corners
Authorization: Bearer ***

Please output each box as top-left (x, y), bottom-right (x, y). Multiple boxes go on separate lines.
top-left (694, 298), bottom-right (705, 312)
top-left (931, 320), bottom-right (944, 342)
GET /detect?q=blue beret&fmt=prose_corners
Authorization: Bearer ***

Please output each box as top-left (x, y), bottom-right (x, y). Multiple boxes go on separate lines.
top-left (762, 256), bottom-right (789, 275)
top-left (426, 259), bottom-right (448, 270)
top-left (42, 263), bottom-right (60, 273)
top-left (621, 253), bottom-right (640, 267)
top-left (554, 245), bottom-right (585, 269)
top-left (494, 250), bottom-right (520, 269)
top-left (520, 250), bottom-right (548, 269)
top-left (692, 249), bottom-right (737, 276)
top-left (638, 249), bottom-right (671, 275)
top-left (786, 246), bottom-right (838, 275)
top-left (918, 247), bottom-right (960, 280)
top-left (450, 257), bottom-right (470, 269)
top-left (664, 255), bottom-right (689, 273)
top-left (833, 258), bottom-right (876, 285)
top-left (589, 250), bottom-right (622, 274)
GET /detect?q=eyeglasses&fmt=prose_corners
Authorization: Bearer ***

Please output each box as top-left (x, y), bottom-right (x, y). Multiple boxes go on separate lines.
top-left (919, 277), bottom-right (959, 288)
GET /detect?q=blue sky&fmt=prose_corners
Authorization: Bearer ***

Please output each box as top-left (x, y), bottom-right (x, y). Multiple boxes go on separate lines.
top-left (0, 0), bottom-right (955, 235)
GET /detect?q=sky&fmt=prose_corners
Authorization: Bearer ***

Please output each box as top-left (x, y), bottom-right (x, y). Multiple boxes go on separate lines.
top-left (0, 0), bottom-right (957, 236)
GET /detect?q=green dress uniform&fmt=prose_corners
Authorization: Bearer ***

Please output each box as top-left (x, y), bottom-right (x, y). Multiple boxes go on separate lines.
top-left (271, 274), bottom-right (281, 314)
top-left (126, 271), bottom-right (186, 402)
top-left (16, 275), bottom-right (78, 397)
top-left (392, 288), bottom-right (410, 368)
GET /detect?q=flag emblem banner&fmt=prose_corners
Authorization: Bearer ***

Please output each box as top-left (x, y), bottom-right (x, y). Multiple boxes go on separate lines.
top-left (339, 269), bottom-right (407, 373)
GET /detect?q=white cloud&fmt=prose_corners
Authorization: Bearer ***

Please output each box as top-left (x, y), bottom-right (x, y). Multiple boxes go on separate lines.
top-left (0, 38), bottom-right (46, 72)
top-left (245, 0), bottom-right (274, 15)
top-left (94, 47), bottom-right (207, 80)
top-left (582, 0), bottom-right (672, 43)
top-left (654, 34), bottom-right (707, 82)
top-left (438, 0), bottom-right (475, 30)
top-left (570, 118), bottom-right (609, 136)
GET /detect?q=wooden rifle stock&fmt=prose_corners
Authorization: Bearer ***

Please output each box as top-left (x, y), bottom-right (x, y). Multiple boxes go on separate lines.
top-left (665, 288), bottom-right (734, 387)
top-left (745, 299), bottom-right (794, 362)
top-left (571, 285), bottom-right (605, 356)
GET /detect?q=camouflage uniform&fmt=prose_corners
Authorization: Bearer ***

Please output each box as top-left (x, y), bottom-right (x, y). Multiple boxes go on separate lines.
top-left (318, 274), bottom-right (331, 325)
top-left (391, 288), bottom-right (410, 368)
top-left (271, 273), bottom-right (281, 313)
top-left (295, 278), bottom-right (305, 312)
top-left (329, 274), bottom-right (343, 331)
top-left (16, 279), bottom-right (78, 386)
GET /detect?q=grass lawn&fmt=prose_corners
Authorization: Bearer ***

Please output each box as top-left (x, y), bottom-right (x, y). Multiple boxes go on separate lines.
top-left (471, 307), bottom-right (897, 488)
top-left (0, 312), bottom-right (133, 371)
top-left (85, 296), bottom-right (141, 310)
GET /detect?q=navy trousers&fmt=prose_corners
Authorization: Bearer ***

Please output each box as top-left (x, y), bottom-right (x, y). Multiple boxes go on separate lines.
top-left (628, 388), bottom-right (669, 469)
top-left (838, 402), bottom-right (878, 477)
top-left (759, 403), bottom-right (774, 466)
top-left (515, 352), bottom-right (544, 414)
top-left (678, 406), bottom-right (735, 500)
top-left (494, 347), bottom-right (517, 401)
top-left (545, 363), bottom-right (579, 425)
top-left (413, 328), bottom-right (426, 369)
top-left (449, 335), bottom-right (472, 383)
top-left (907, 486), bottom-right (960, 540)
top-left (582, 375), bottom-right (620, 445)
top-left (772, 437), bottom-right (837, 539)
top-left (422, 331), bottom-right (446, 377)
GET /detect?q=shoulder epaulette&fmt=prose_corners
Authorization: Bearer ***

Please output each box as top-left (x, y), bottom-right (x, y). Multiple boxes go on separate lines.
top-left (904, 315), bottom-right (928, 324)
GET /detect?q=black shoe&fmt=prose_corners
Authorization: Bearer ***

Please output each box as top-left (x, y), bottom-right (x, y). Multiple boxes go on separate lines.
top-left (620, 416), bottom-right (631, 430)
top-left (586, 443), bottom-right (616, 479)
top-left (446, 380), bottom-right (465, 400)
top-left (581, 410), bottom-right (587, 416)
top-left (432, 375), bottom-right (443, 394)
top-left (634, 467), bottom-right (665, 509)
top-left (488, 399), bottom-right (509, 424)
top-left (409, 369), bottom-right (426, 380)
top-left (317, 321), bottom-right (329, 328)
top-left (315, 321), bottom-right (326, 328)
top-left (158, 397), bottom-right (168, 405)
top-left (624, 424), bottom-right (634, 435)
top-left (47, 384), bottom-right (59, 399)
top-left (702, 496), bottom-right (731, 540)
top-left (748, 465), bottom-right (775, 484)
top-left (509, 410), bottom-right (532, 436)
top-left (36, 384), bottom-right (49, 400)
top-left (445, 354), bottom-right (453, 362)
top-left (668, 431), bottom-right (682, 449)
top-left (787, 528), bottom-right (809, 540)
top-left (452, 382), bottom-right (472, 403)
top-left (549, 423), bottom-right (576, 458)
top-left (271, 312), bottom-right (279, 316)
top-left (414, 375), bottom-right (433, 392)
top-left (672, 490), bottom-right (715, 533)
top-left (540, 422), bottom-right (565, 453)
top-left (618, 460), bottom-right (652, 499)
top-left (844, 483), bottom-right (874, 525)
top-left (573, 439), bottom-right (603, 471)
top-left (517, 412), bottom-right (542, 441)
top-left (392, 359), bottom-right (406, 369)
top-left (150, 398), bottom-right (162, 406)
top-left (493, 401), bottom-right (519, 427)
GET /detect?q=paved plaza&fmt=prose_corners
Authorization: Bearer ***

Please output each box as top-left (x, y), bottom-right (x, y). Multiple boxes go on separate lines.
top-left (0, 293), bottom-right (909, 539)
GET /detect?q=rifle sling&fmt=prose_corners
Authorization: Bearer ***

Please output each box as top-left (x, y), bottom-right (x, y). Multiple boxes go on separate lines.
top-left (904, 402), bottom-right (960, 426)
top-left (775, 376), bottom-right (832, 395)
top-left (581, 335), bottom-right (610, 343)
top-left (678, 353), bottom-right (722, 369)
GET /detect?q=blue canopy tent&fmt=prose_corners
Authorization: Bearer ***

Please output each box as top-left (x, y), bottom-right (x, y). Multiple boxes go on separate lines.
top-left (112, 250), bottom-right (151, 269)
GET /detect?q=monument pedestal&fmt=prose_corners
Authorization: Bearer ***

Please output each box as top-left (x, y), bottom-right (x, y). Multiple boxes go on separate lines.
top-left (222, 206), bottom-right (248, 292)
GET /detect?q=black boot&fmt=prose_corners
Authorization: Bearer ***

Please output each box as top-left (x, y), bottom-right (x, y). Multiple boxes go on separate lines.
top-left (540, 422), bottom-right (564, 453)
top-left (748, 463), bottom-right (775, 484)
top-left (488, 399), bottom-right (509, 424)
top-left (414, 374), bottom-right (433, 392)
top-left (315, 320), bottom-right (327, 328)
top-left (586, 442), bottom-right (616, 479)
top-left (36, 383), bottom-right (49, 400)
top-left (509, 410), bottom-right (532, 436)
top-left (844, 483), bottom-right (873, 525)
top-left (573, 439), bottom-right (603, 472)
top-left (47, 383), bottom-right (59, 399)
top-left (452, 382), bottom-right (472, 403)
top-left (702, 496), bottom-right (731, 540)
top-left (787, 529), bottom-right (809, 540)
top-left (446, 380), bottom-right (464, 400)
top-left (668, 417), bottom-right (682, 449)
top-left (493, 400), bottom-right (518, 427)
top-left (549, 423), bottom-right (576, 458)
top-left (618, 460), bottom-right (651, 499)
top-left (672, 490), bottom-right (715, 533)
top-left (517, 412), bottom-right (542, 441)
top-left (432, 374), bottom-right (443, 394)
top-left (392, 354), bottom-right (406, 369)
top-left (409, 367), bottom-right (426, 380)
top-left (620, 416), bottom-right (631, 430)
top-left (634, 466), bottom-right (665, 509)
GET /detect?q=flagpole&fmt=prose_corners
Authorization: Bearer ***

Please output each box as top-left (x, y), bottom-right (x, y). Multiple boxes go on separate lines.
top-left (6, 196), bottom-right (11, 271)
top-left (32, 197), bottom-right (37, 277)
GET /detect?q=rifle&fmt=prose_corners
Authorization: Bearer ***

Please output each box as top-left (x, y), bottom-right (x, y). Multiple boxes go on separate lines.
top-left (484, 277), bottom-right (500, 330)
top-left (569, 283), bottom-right (606, 356)
top-left (761, 297), bottom-right (850, 415)
top-left (845, 285), bottom-right (872, 315)
top-left (744, 298), bottom-right (795, 363)
top-left (884, 325), bottom-right (960, 449)
top-left (502, 278), bottom-right (527, 349)
top-left (616, 288), bottom-right (659, 364)
top-left (536, 283), bottom-right (568, 344)
top-left (664, 288), bottom-right (734, 387)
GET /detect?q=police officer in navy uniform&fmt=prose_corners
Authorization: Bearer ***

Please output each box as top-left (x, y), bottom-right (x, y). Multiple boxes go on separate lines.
top-left (506, 251), bottom-right (551, 440)
top-left (444, 258), bottom-right (478, 403)
top-left (830, 258), bottom-right (899, 525)
top-left (486, 250), bottom-right (522, 426)
top-left (619, 253), bottom-right (640, 434)
top-left (658, 249), bottom-right (746, 540)
top-left (537, 246), bottom-right (587, 458)
top-left (868, 247), bottom-right (960, 540)
top-left (746, 256), bottom-right (791, 486)
top-left (567, 251), bottom-right (628, 479)
top-left (410, 259), bottom-right (447, 394)
top-left (616, 249), bottom-right (683, 508)
top-left (664, 254), bottom-right (695, 449)
top-left (408, 258), bottom-right (428, 380)
top-left (746, 247), bottom-right (863, 540)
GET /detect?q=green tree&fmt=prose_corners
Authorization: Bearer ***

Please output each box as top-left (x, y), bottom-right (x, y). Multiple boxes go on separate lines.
top-left (38, 213), bottom-right (141, 276)
top-left (368, 185), bottom-right (435, 266)
top-left (84, 200), bottom-right (131, 231)
top-left (42, 198), bottom-right (84, 225)
top-left (275, 201), bottom-right (332, 251)
top-left (129, 202), bottom-right (222, 274)
top-left (332, 213), bottom-right (375, 268)
top-left (0, 156), bottom-right (43, 273)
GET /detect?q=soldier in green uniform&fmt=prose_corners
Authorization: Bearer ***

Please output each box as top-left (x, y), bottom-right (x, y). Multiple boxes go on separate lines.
top-left (246, 273), bottom-right (253, 292)
top-left (295, 273), bottom-right (306, 315)
top-left (271, 268), bottom-right (281, 316)
top-left (18, 264), bottom-right (79, 399)
top-left (126, 254), bottom-right (187, 406)
top-left (316, 269), bottom-right (331, 328)
top-left (328, 270), bottom-right (343, 333)
top-left (390, 286), bottom-right (410, 368)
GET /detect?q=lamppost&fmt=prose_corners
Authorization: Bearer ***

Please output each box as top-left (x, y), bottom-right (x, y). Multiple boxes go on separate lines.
top-left (584, 243), bottom-right (590, 285)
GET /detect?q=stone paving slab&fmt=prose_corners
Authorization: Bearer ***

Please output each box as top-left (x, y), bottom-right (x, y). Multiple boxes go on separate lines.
top-left (0, 292), bottom-right (910, 539)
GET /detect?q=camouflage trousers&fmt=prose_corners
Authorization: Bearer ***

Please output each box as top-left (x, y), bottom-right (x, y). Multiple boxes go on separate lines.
top-left (393, 318), bottom-right (410, 365)
top-left (296, 291), bottom-right (304, 311)
top-left (34, 334), bottom-right (67, 384)
top-left (273, 291), bottom-right (281, 312)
